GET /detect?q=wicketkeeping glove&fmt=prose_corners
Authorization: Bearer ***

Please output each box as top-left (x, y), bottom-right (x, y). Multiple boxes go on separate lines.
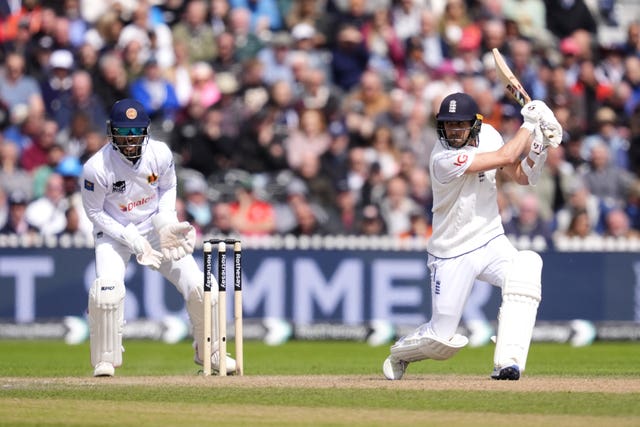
top-left (152, 212), bottom-right (196, 261)
top-left (122, 223), bottom-right (163, 269)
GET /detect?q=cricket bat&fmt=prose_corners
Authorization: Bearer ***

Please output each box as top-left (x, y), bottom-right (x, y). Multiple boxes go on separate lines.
top-left (492, 48), bottom-right (531, 107)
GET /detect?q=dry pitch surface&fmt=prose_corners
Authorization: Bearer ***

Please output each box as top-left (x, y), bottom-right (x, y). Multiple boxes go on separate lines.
top-left (4, 374), bottom-right (640, 392)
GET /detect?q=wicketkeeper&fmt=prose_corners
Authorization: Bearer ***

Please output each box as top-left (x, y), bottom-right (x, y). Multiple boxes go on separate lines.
top-left (81, 99), bottom-right (235, 376)
top-left (383, 93), bottom-right (562, 380)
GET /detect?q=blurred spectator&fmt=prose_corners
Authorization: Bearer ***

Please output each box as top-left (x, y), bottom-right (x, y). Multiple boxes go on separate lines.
top-left (581, 106), bottom-right (630, 170)
top-left (363, 125), bottom-right (400, 180)
top-left (31, 143), bottom-right (65, 199)
top-left (333, 180), bottom-right (359, 234)
top-left (391, 0), bottom-right (424, 43)
top-left (621, 20), bottom-right (640, 57)
top-left (129, 58), bottom-right (181, 124)
top-left (320, 120), bottom-right (351, 188)
top-left (531, 145), bottom-right (577, 222)
top-left (378, 175), bottom-right (419, 236)
top-left (0, 189), bottom-right (36, 235)
top-left (0, 140), bottom-right (32, 197)
top-left (56, 155), bottom-right (92, 235)
top-left (285, 0), bottom-right (331, 47)
top-left (580, 142), bottom-right (637, 211)
top-left (284, 108), bottom-right (331, 169)
top-left (342, 70), bottom-right (390, 145)
top-left (438, 0), bottom-right (473, 54)
top-left (257, 32), bottom-right (295, 86)
top-left (164, 39), bottom-right (193, 108)
top-left (288, 197), bottom-right (330, 236)
top-left (555, 182), bottom-right (601, 234)
top-left (330, 23), bottom-right (369, 92)
top-left (361, 7), bottom-right (404, 88)
top-left (53, 70), bottom-right (108, 133)
top-left (57, 111), bottom-right (92, 158)
top-left (571, 59), bottom-right (614, 135)
top-left (290, 22), bottom-right (331, 81)
top-left (39, 49), bottom-right (74, 118)
top-left (228, 7), bottom-right (264, 61)
top-left (398, 208), bottom-right (432, 239)
top-left (20, 116), bottom-right (55, 172)
top-left (406, 166), bottom-right (433, 220)
top-left (24, 172), bottom-right (68, 235)
top-left (236, 108), bottom-right (288, 174)
top-left (171, 0), bottom-right (217, 63)
top-left (298, 68), bottom-right (341, 122)
top-left (0, 51), bottom-right (45, 116)
top-left (603, 208), bottom-right (640, 238)
top-left (93, 52), bottom-right (130, 111)
top-left (229, 0), bottom-right (283, 34)
top-left (503, 192), bottom-right (554, 247)
top-left (559, 208), bottom-right (599, 238)
top-left (294, 152), bottom-right (337, 209)
top-left (543, 0), bottom-right (597, 40)
top-left (211, 31), bottom-right (242, 76)
top-left (356, 203), bottom-right (387, 235)
top-left (79, 131), bottom-right (106, 164)
top-left (210, 0), bottom-right (231, 36)
top-left (502, 0), bottom-right (549, 45)
top-left (205, 201), bottom-right (237, 237)
top-left (183, 173), bottom-right (213, 229)
top-left (229, 178), bottom-right (276, 235)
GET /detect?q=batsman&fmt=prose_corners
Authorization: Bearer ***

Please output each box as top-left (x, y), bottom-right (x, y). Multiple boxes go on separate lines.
top-left (383, 93), bottom-right (562, 380)
top-left (81, 99), bottom-right (235, 377)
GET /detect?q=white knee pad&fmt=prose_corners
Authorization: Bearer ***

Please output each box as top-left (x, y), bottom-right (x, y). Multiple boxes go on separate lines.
top-left (494, 250), bottom-right (542, 371)
top-left (186, 286), bottom-right (218, 363)
top-left (391, 331), bottom-right (468, 362)
top-left (88, 278), bottom-right (125, 368)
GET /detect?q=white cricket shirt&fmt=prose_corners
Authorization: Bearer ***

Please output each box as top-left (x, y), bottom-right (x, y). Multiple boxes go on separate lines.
top-left (427, 124), bottom-right (505, 258)
top-left (81, 139), bottom-right (177, 244)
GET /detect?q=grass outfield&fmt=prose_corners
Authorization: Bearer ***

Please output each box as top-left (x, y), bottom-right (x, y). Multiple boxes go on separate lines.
top-left (1, 340), bottom-right (639, 426)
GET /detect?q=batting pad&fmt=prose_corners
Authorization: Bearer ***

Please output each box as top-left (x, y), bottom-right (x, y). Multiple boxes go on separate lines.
top-left (391, 332), bottom-right (468, 362)
top-left (88, 278), bottom-right (125, 368)
top-left (494, 250), bottom-right (542, 371)
top-left (186, 286), bottom-right (217, 364)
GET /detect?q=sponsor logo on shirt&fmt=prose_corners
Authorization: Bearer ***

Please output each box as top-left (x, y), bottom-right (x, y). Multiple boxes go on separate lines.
top-left (119, 194), bottom-right (156, 212)
top-left (112, 181), bottom-right (126, 193)
top-left (453, 154), bottom-right (468, 166)
top-left (84, 179), bottom-right (94, 191)
top-left (147, 173), bottom-right (158, 185)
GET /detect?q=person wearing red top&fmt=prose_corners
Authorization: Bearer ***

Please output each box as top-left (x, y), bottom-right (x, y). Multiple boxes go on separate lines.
top-left (229, 179), bottom-right (276, 236)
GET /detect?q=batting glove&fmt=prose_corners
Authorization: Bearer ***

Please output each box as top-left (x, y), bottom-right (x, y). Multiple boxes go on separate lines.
top-left (521, 126), bottom-right (548, 186)
top-left (122, 224), bottom-right (163, 269)
top-left (152, 212), bottom-right (196, 261)
top-left (539, 110), bottom-right (563, 148)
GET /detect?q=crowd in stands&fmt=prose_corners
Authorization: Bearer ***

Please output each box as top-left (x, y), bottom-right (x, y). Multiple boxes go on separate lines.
top-left (0, 0), bottom-right (640, 250)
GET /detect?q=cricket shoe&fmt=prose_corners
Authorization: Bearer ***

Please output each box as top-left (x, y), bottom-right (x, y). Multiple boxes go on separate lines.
top-left (193, 343), bottom-right (237, 375)
top-left (382, 356), bottom-right (408, 380)
top-left (491, 364), bottom-right (520, 380)
top-left (93, 362), bottom-right (115, 377)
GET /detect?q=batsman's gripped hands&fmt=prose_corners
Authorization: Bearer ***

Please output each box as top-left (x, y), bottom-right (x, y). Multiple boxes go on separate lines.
top-left (521, 100), bottom-right (563, 148)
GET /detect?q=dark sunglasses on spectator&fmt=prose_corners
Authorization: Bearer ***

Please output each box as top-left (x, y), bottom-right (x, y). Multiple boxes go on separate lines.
top-left (113, 127), bottom-right (146, 136)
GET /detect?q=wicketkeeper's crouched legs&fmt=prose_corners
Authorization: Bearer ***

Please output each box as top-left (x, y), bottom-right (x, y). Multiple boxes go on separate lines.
top-left (88, 278), bottom-right (125, 377)
top-left (493, 250), bottom-right (542, 379)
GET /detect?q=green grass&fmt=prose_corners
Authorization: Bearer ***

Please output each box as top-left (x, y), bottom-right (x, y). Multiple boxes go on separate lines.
top-left (1, 340), bottom-right (639, 426)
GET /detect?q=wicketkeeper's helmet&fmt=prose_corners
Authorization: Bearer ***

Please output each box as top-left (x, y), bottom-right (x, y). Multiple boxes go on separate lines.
top-left (107, 98), bottom-right (150, 163)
